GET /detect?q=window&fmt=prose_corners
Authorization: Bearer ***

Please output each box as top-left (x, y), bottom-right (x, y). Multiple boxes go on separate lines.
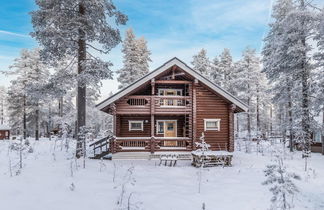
top-left (157, 121), bottom-right (164, 134)
top-left (204, 119), bottom-right (220, 131)
top-left (129, 121), bottom-right (144, 131)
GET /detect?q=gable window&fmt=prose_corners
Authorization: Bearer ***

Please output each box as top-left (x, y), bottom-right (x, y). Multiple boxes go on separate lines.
top-left (204, 119), bottom-right (220, 131)
top-left (129, 121), bottom-right (144, 131)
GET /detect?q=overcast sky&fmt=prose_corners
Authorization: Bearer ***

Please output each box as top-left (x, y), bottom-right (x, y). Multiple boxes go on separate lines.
top-left (0, 0), bottom-right (322, 101)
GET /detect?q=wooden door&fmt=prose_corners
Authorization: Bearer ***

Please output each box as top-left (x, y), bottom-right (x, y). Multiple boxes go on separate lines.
top-left (164, 121), bottom-right (177, 146)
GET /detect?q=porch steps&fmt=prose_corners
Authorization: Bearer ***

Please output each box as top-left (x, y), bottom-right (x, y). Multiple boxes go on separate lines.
top-left (112, 152), bottom-right (151, 160)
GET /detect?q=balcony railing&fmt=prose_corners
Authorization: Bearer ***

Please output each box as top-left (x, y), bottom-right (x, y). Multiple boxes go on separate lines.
top-left (116, 95), bottom-right (191, 114)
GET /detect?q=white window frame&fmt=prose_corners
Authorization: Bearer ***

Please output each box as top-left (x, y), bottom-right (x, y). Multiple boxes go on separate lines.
top-left (156, 120), bottom-right (177, 136)
top-left (158, 88), bottom-right (183, 96)
top-left (129, 120), bottom-right (144, 131)
top-left (204, 119), bottom-right (221, 131)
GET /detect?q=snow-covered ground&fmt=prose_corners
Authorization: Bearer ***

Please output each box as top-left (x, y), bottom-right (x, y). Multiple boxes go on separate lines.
top-left (0, 139), bottom-right (323, 210)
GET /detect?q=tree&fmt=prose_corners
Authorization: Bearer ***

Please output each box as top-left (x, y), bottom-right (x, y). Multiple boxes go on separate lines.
top-left (7, 49), bottom-right (50, 140)
top-left (235, 48), bottom-right (262, 140)
top-left (210, 56), bottom-right (222, 86)
top-left (218, 48), bottom-right (234, 92)
top-left (284, 0), bottom-right (315, 157)
top-left (0, 86), bottom-right (7, 125)
top-left (262, 0), bottom-right (296, 150)
top-left (263, 155), bottom-right (300, 210)
top-left (31, 0), bottom-right (127, 157)
top-left (117, 28), bottom-right (151, 89)
top-left (313, 4), bottom-right (324, 155)
top-left (191, 49), bottom-right (211, 77)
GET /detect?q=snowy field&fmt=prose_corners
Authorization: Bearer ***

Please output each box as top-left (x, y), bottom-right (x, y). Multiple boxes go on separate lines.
top-left (0, 139), bottom-right (324, 210)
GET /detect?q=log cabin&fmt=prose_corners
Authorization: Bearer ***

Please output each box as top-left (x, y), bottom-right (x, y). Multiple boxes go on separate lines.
top-left (93, 57), bottom-right (248, 158)
top-left (0, 124), bottom-right (10, 140)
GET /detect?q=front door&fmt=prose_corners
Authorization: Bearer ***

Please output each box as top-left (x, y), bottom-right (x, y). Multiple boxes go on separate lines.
top-left (164, 121), bottom-right (177, 146)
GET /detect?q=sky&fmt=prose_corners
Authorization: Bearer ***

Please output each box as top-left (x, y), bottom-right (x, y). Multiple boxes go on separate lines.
top-left (0, 0), bottom-right (322, 100)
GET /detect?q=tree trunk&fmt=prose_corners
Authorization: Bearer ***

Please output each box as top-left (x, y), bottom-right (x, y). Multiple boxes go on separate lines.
top-left (256, 88), bottom-right (260, 137)
top-left (300, 0), bottom-right (311, 153)
top-left (322, 105), bottom-right (324, 155)
top-left (247, 97), bottom-right (251, 141)
top-left (0, 98), bottom-right (4, 125)
top-left (23, 94), bottom-right (27, 140)
top-left (76, 3), bottom-right (87, 158)
top-left (59, 96), bottom-right (63, 118)
top-left (35, 102), bottom-right (39, 140)
top-left (48, 104), bottom-right (52, 140)
top-left (287, 84), bottom-right (293, 152)
top-left (269, 104), bottom-right (273, 136)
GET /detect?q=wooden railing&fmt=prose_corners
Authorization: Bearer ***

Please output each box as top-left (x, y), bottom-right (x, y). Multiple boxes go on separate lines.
top-left (116, 95), bottom-right (191, 114)
top-left (156, 138), bottom-right (190, 149)
top-left (114, 137), bottom-right (191, 152)
top-left (89, 135), bottom-right (114, 159)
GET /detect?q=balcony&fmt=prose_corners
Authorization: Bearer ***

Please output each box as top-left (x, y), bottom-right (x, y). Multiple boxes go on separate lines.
top-left (115, 95), bottom-right (192, 115)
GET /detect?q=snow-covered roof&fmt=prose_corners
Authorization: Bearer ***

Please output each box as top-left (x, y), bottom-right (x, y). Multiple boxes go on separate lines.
top-left (0, 124), bottom-right (10, 130)
top-left (97, 57), bottom-right (248, 112)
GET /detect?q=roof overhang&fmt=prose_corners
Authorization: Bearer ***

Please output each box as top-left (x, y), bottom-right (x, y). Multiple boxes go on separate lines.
top-left (96, 57), bottom-right (248, 112)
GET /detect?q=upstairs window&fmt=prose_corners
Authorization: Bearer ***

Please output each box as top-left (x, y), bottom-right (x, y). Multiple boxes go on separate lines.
top-left (129, 121), bottom-right (144, 131)
top-left (204, 119), bottom-right (220, 131)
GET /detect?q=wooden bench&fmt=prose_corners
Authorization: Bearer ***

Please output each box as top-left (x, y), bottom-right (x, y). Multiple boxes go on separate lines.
top-left (159, 154), bottom-right (178, 167)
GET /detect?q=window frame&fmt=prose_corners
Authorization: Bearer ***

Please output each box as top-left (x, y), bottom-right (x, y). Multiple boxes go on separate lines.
top-left (204, 119), bottom-right (221, 131)
top-left (129, 120), bottom-right (144, 131)
top-left (156, 121), bottom-right (165, 134)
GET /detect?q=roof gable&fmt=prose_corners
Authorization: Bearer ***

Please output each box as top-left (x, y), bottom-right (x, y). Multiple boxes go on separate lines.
top-left (97, 57), bottom-right (248, 112)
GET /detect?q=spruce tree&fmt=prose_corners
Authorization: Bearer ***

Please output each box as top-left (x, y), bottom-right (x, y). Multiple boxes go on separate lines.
top-left (191, 49), bottom-right (211, 77)
top-left (117, 28), bottom-right (151, 89)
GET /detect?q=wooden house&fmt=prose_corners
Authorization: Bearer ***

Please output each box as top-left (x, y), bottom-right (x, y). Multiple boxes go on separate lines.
top-left (94, 58), bottom-right (248, 158)
top-left (0, 124), bottom-right (10, 140)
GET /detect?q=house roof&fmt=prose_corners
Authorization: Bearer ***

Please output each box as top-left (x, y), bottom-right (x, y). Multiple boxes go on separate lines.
top-left (96, 57), bottom-right (248, 112)
top-left (0, 124), bottom-right (10, 131)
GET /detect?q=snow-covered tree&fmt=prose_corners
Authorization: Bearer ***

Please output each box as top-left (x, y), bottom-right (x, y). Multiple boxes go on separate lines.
top-left (210, 56), bottom-right (222, 86)
top-left (218, 49), bottom-right (234, 92)
top-left (117, 28), bottom-right (151, 89)
top-left (191, 49), bottom-right (211, 77)
top-left (0, 86), bottom-right (7, 125)
top-left (6, 49), bottom-right (50, 140)
top-left (262, 0), bottom-right (296, 149)
top-left (31, 0), bottom-right (127, 157)
top-left (235, 48), bottom-right (264, 139)
top-left (263, 155), bottom-right (300, 210)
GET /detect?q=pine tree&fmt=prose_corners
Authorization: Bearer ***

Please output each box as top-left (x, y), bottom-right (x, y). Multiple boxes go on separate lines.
top-left (210, 56), bottom-right (222, 86)
top-left (191, 49), bottom-right (211, 77)
top-left (7, 49), bottom-right (50, 140)
top-left (235, 48), bottom-right (262, 140)
top-left (117, 29), bottom-right (151, 89)
top-left (31, 0), bottom-right (127, 157)
top-left (262, 0), bottom-right (305, 151)
top-left (218, 48), bottom-right (234, 92)
top-left (0, 86), bottom-right (7, 125)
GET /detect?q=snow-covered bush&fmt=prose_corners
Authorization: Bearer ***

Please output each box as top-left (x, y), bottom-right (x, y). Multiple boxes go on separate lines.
top-left (195, 132), bottom-right (211, 154)
top-left (262, 155), bottom-right (300, 210)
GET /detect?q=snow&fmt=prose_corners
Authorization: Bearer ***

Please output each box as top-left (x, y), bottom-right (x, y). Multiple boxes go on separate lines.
top-left (0, 124), bottom-right (10, 130)
top-left (191, 150), bottom-right (233, 156)
top-left (0, 139), bottom-right (324, 210)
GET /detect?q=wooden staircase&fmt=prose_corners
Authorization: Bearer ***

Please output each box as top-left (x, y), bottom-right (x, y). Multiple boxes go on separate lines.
top-left (89, 135), bottom-right (113, 159)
